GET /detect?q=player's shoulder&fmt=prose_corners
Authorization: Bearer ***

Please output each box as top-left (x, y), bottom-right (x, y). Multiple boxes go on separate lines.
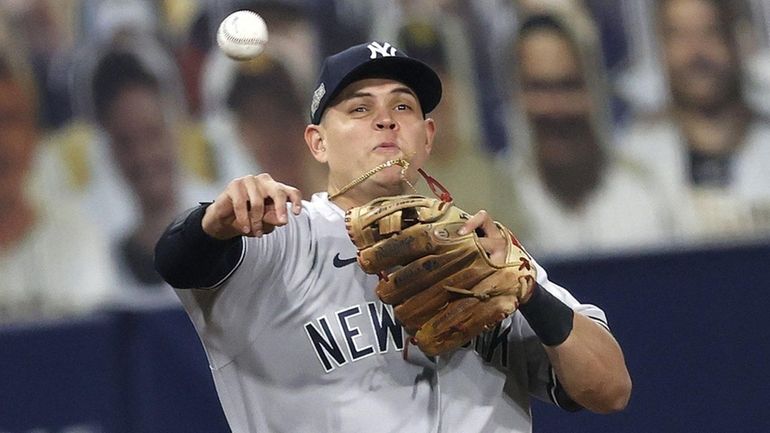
top-left (303, 192), bottom-right (346, 220)
top-left (276, 192), bottom-right (345, 238)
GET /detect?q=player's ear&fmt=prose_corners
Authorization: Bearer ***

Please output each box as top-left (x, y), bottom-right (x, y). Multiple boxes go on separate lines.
top-left (423, 117), bottom-right (436, 154)
top-left (305, 124), bottom-right (328, 163)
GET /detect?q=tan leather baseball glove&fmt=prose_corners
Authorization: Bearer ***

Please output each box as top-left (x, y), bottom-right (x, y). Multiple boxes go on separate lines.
top-left (345, 195), bottom-right (536, 356)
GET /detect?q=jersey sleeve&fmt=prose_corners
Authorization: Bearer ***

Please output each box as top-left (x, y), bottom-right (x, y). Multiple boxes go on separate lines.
top-left (154, 203), bottom-right (245, 289)
top-left (173, 204), bottom-right (313, 369)
top-left (215, 203), bottom-right (312, 293)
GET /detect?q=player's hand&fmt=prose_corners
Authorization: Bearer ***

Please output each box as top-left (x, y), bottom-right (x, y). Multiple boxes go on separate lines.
top-left (458, 210), bottom-right (508, 264)
top-left (202, 174), bottom-right (303, 240)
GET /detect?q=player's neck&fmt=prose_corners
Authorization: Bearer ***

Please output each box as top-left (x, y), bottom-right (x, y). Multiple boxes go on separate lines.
top-left (328, 190), bottom-right (378, 211)
top-left (328, 184), bottom-right (406, 211)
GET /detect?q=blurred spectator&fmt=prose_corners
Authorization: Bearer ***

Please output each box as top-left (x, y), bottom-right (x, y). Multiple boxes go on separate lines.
top-left (620, 0), bottom-right (770, 243)
top-left (393, 17), bottom-right (505, 219)
top-left (60, 1), bottom-right (213, 196)
top-left (86, 48), bottom-right (215, 308)
top-left (500, 4), bottom-right (671, 258)
top-left (0, 34), bottom-right (114, 323)
top-left (174, 5), bottom-right (213, 119)
top-left (441, 0), bottom-right (514, 154)
top-left (201, 51), bottom-right (325, 195)
top-left (70, 1), bottom-right (181, 125)
top-left (229, 0), bottom-right (322, 94)
top-left (2, 0), bottom-right (79, 130)
top-left (175, 0), bottom-right (323, 119)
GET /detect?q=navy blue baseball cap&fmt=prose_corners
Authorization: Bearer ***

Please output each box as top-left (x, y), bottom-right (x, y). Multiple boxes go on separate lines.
top-left (309, 41), bottom-right (442, 124)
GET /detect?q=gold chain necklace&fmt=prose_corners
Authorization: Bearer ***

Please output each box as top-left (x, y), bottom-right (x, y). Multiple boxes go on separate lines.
top-left (328, 159), bottom-right (417, 200)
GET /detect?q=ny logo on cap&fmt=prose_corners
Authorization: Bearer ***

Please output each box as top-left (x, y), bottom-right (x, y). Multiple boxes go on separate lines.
top-left (367, 42), bottom-right (397, 59)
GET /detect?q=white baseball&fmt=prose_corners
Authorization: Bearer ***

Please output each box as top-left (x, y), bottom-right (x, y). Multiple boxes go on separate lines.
top-left (216, 10), bottom-right (268, 61)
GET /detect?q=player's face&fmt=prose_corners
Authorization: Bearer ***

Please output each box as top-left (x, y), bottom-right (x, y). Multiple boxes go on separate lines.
top-left (660, 0), bottom-right (740, 110)
top-left (517, 28), bottom-right (599, 168)
top-left (308, 78), bottom-right (435, 198)
top-left (102, 85), bottom-right (178, 210)
top-left (0, 79), bottom-right (37, 204)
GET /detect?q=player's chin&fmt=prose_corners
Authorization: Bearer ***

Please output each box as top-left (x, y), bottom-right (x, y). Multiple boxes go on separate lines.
top-left (370, 176), bottom-right (409, 196)
top-left (373, 165), bottom-right (404, 180)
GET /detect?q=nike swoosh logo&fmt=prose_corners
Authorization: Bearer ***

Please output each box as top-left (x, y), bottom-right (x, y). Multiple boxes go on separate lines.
top-left (333, 253), bottom-right (358, 268)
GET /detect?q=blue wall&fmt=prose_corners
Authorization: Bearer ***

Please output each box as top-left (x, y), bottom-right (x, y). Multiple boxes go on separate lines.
top-left (0, 310), bottom-right (229, 433)
top-left (534, 242), bottom-right (770, 433)
top-left (2, 242), bottom-right (768, 432)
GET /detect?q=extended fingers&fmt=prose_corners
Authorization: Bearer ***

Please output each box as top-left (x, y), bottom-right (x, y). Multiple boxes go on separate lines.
top-left (228, 178), bottom-right (253, 234)
top-left (202, 174), bottom-right (303, 240)
top-left (259, 175), bottom-right (303, 224)
top-left (286, 187), bottom-right (303, 215)
top-left (458, 210), bottom-right (499, 238)
top-left (242, 176), bottom-right (265, 236)
top-left (224, 174), bottom-right (304, 238)
top-left (248, 174), bottom-right (304, 236)
top-left (457, 210), bottom-right (507, 263)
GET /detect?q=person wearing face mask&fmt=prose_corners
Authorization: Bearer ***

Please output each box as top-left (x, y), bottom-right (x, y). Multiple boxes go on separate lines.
top-left (501, 4), bottom-right (672, 258)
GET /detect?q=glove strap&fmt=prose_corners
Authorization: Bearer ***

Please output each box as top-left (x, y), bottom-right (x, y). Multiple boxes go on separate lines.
top-left (418, 168), bottom-right (453, 203)
top-left (518, 283), bottom-right (574, 346)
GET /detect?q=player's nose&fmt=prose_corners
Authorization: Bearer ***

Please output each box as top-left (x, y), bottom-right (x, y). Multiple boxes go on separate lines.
top-left (373, 107), bottom-right (398, 131)
top-left (375, 118), bottom-right (397, 130)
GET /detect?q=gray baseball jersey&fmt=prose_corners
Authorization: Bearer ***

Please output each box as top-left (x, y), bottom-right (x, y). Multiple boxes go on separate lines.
top-left (175, 192), bottom-right (609, 433)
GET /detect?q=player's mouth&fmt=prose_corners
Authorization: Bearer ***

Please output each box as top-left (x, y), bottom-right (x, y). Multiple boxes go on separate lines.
top-left (373, 142), bottom-right (401, 154)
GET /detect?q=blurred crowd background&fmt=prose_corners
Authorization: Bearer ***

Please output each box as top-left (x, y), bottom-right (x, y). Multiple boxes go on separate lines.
top-left (2, 0), bottom-right (770, 325)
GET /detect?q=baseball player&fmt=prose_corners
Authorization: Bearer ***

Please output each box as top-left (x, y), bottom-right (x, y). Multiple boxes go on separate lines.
top-left (155, 41), bottom-right (631, 433)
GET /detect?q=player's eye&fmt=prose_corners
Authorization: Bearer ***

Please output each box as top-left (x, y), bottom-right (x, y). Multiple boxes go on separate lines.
top-left (351, 105), bottom-right (368, 113)
top-left (395, 103), bottom-right (411, 111)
